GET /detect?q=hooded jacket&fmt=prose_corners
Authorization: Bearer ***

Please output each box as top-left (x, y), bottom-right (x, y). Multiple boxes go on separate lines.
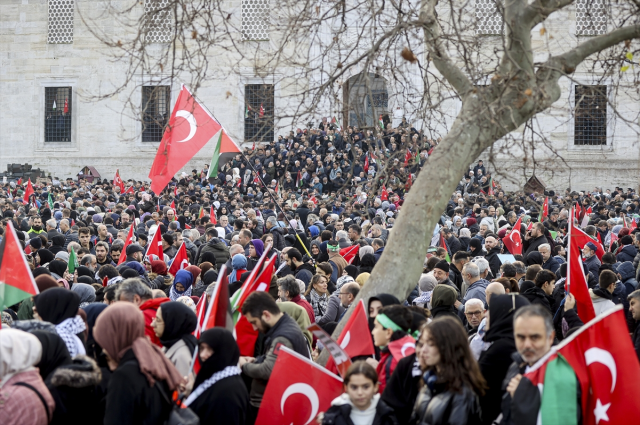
top-left (521, 286), bottom-right (555, 315)
top-left (589, 287), bottom-right (616, 316)
top-left (617, 261), bottom-right (638, 296)
top-left (196, 237), bottom-right (230, 266)
top-left (616, 244), bottom-right (638, 263)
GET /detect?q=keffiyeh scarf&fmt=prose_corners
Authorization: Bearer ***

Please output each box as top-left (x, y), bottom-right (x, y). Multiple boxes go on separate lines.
top-left (308, 289), bottom-right (328, 319)
top-left (169, 284), bottom-right (192, 301)
top-left (56, 315), bottom-right (87, 357)
top-left (183, 366), bottom-right (241, 407)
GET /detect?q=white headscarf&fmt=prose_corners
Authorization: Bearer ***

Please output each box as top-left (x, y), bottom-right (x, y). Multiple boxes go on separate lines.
top-left (0, 329), bottom-right (42, 388)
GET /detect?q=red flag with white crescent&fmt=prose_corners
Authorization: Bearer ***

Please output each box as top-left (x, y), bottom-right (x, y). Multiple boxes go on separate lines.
top-left (326, 300), bottom-right (375, 373)
top-left (168, 242), bottom-right (189, 275)
top-left (149, 85), bottom-right (224, 194)
top-left (113, 170), bottom-right (125, 194)
top-left (502, 216), bottom-right (523, 256)
top-left (145, 227), bottom-right (163, 260)
top-left (117, 225), bottom-right (135, 265)
top-left (255, 346), bottom-right (342, 425)
top-left (22, 178), bottom-right (34, 204)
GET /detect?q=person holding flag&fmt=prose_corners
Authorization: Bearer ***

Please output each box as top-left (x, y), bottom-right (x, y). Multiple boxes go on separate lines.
top-left (239, 291), bottom-right (310, 425)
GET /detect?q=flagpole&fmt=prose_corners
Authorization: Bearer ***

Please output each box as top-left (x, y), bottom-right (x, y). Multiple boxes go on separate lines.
top-left (188, 265), bottom-right (227, 376)
top-left (567, 207), bottom-right (572, 294)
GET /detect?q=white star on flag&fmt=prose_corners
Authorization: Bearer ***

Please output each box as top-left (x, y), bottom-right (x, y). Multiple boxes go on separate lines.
top-left (594, 398), bottom-right (610, 424)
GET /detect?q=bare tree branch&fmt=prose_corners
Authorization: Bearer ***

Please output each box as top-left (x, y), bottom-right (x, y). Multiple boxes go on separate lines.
top-left (419, 0), bottom-right (474, 96)
top-left (521, 0), bottom-right (575, 28)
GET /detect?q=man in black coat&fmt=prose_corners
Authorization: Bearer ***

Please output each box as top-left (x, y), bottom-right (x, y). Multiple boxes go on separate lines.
top-left (522, 222), bottom-right (547, 257)
top-left (521, 270), bottom-right (556, 315)
top-left (483, 235), bottom-right (502, 279)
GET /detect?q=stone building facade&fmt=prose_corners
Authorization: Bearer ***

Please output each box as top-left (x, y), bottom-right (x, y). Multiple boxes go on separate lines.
top-left (0, 0), bottom-right (638, 191)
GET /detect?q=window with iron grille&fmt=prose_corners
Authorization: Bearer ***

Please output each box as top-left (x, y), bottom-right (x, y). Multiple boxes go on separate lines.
top-left (574, 85), bottom-right (607, 146)
top-left (244, 84), bottom-right (274, 144)
top-left (242, 0), bottom-right (269, 41)
top-left (576, 0), bottom-right (607, 36)
top-left (142, 86), bottom-right (171, 142)
top-left (475, 0), bottom-right (503, 35)
top-left (45, 87), bottom-right (72, 142)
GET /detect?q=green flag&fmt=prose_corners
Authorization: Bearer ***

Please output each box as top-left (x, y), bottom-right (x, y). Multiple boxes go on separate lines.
top-left (549, 231), bottom-right (558, 240)
top-left (47, 192), bottom-right (54, 209)
top-left (207, 131), bottom-right (223, 179)
top-left (68, 246), bottom-right (79, 273)
top-left (540, 354), bottom-right (578, 425)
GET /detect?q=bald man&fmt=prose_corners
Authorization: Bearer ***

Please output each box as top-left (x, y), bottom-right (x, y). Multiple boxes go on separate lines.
top-left (485, 282), bottom-right (506, 306)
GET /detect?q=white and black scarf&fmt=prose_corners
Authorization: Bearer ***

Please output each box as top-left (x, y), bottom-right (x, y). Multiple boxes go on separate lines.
top-left (183, 366), bottom-right (241, 407)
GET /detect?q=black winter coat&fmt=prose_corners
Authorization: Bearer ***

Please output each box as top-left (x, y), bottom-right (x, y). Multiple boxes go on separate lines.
top-left (322, 397), bottom-right (398, 425)
top-left (46, 356), bottom-right (105, 425)
top-left (484, 247), bottom-right (502, 278)
top-left (478, 338), bottom-right (516, 425)
top-left (381, 354), bottom-right (422, 425)
top-left (410, 382), bottom-right (481, 425)
top-left (189, 374), bottom-right (249, 425)
top-left (521, 286), bottom-right (555, 315)
top-left (103, 349), bottom-right (172, 425)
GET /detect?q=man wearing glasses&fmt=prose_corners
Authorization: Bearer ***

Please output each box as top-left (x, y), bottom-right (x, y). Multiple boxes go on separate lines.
top-left (464, 298), bottom-right (485, 337)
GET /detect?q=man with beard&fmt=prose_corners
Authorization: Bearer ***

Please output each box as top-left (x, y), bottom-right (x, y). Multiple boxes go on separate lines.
top-left (95, 241), bottom-right (116, 267)
top-left (240, 292), bottom-right (310, 425)
top-left (432, 259), bottom-right (461, 301)
top-left (27, 216), bottom-right (46, 239)
top-left (283, 248), bottom-right (315, 287)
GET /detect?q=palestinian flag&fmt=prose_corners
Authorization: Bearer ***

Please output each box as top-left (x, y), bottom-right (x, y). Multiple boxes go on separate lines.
top-left (0, 222), bottom-right (39, 309)
top-left (331, 116), bottom-right (342, 131)
top-left (207, 129), bottom-right (241, 179)
top-left (378, 114), bottom-right (384, 129)
top-left (47, 192), bottom-right (54, 209)
top-left (198, 206), bottom-right (205, 219)
top-left (488, 177), bottom-right (495, 196)
top-left (296, 171), bottom-right (303, 188)
top-left (438, 233), bottom-right (451, 262)
top-left (68, 246), bottom-right (79, 273)
top-left (245, 104), bottom-right (251, 118)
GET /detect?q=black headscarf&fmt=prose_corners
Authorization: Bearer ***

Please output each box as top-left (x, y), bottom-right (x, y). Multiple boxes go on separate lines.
top-left (76, 266), bottom-right (94, 279)
top-left (34, 287), bottom-right (80, 325)
top-left (194, 328), bottom-right (239, 389)
top-left (483, 294), bottom-right (530, 342)
top-left (77, 276), bottom-right (95, 285)
top-left (33, 267), bottom-right (52, 278)
top-left (37, 249), bottom-right (55, 266)
top-left (31, 330), bottom-right (72, 381)
top-left (159, 302), bottom-right (198, 353)
top-left (358, 253), bottom-right (377, 274)
top-left (81, 303), bottom-right (108, 362)
top-left (525, 251), bottom-right (544, 266)
top-left (202, 269), bottom-right (219, 286)
top-left (48, 259), bottom-right (67, 278)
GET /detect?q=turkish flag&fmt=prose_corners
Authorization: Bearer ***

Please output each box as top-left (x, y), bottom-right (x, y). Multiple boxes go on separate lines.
top-left (364, 154), bottom-right (369, 173)
top-left (117, 225), bottom-right (135, 265)
top-left (309, 195), bottom-right (318, 205)
top-left (569, 218), bottom-right (605, 260)
top-left (202, 266), bottom-right (233, 332)
top-left (22, 178), bottom-right (34, 204)
top-left (236, 255), bottom-right (275, 309)
top-left (567, 218), bottom-right (596, 322)
top-left (255, 345), bottom-right (343, 425)
top-left (168, 242), bottom-right (189, 275)
top-left (149, 85), bottom-right (222, 194)
top-left (209, 205), bottom-right (217, 225)
top-left (388, 335), bottom-right (416, 361)
top-left (527, 307), bottom-right (640, 425)
top-left (113, 170), bottom-right (125, 193)
top-left (404, 149), bottom-right (412, 166)
top-left (326, 300), bottom-right (375, 373)
top-left (502, 216), bottom-right (523, 255)
top-left (193, 288), bottom-right (209, 339)
top-left (630, 218), bottom-right (638, 231)
top-left (230, 246), bottom-right (271, 310)
top-left (380, 184), bottom-right (388, 201)
top-left (339, 245), bottom-right (360, 265)
top-left (145, 227), bottom-right (163, 260)
top-left (122, 185), bottom-right (134, 195)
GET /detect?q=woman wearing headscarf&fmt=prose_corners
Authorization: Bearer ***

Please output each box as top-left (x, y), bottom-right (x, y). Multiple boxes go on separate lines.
top-left (81, 303), bottom-right (109, 363)
top-left (279, 301), bottom-right (313, 353)
top-left (149, 260), bottom-right (173, 290)
top-left (228, 254), bottom-right (248, 286)
top-left (183, 328), bottom-right (249, 425)
top-left (246, 239), bottom-right (265, 271)
top-left (478, 294), bottom-right (530, 425)
top-left (71, 283), bottom-right (96, 308)
top-left (151, 301), bottom-right (198, 377)
top-left (31, 330), bottom-right (104, 425)
top-left (17, 274), bottom-right (59, 320)
top-left (36, 248), bottom-right (55, 267)
top-left (169, 269), bottom-right (193, 301)
top-left (48, 259), bottom-right (68, 281)
top-left (34, 288), bottom-right (86, 357)
top-left (429, 285), bottom-right (461, 323)
top-left (93, 302), bottom-right (183, 425)
top-left (0, 329), bottom-right (56, 425)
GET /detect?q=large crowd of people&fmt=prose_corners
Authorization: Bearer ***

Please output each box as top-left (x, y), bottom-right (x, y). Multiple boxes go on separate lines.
top-left (1, 120), bottom-right (640, 425)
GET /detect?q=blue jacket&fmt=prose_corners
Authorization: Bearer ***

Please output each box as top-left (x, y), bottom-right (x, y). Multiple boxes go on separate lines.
top-left (463, 278), bottom-right (490, 306)
top-left (617, 245), bottom-right (638, 263)
top-left (617, 261), bottom-right (638, 296)
top-left (542, 256), bottom-right (560, 274)
top-left (374, 247), bottom-right (385, 261)
top-left (583, 254), bottom-right (601, 280)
